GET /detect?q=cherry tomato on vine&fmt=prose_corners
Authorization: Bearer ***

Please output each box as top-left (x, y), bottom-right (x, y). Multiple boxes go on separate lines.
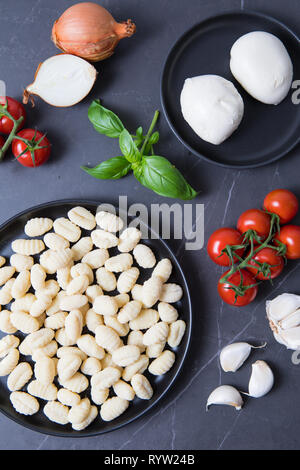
top-left (218, 269), bottom-right (258, 306)
top-left (0, 97), bottom-right (26, 134)
top-left (263, 189), bottom-right (299, 224)
top-left (207, 227), bottom-right (245, 266)
top-left (275, 225), bottom-right (300, 259)
top-left (12, 129), bottom-right (51, 168)
top-left (0, 136), bottom-right (5, 148)
top-left (237, 209), bottom-right (271, 242)
top-left (247, 247), bottom-right (284, 280)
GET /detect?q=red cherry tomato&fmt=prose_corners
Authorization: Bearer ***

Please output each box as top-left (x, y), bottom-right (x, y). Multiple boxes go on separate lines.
top-left (207, 227), bottom-right (245, 266)
top-left (0, 97), bottom-right (26, 134)
top-left (263, 189), bottom-right (299, 224)
top-left (0, 136), bottom-right (5, 148)
top-left (218, 269), bottom-right (258, 306)
top-left (275, 225), bottom-right (300, 259)
top-left (237, 209), bottom-right (271, 242)
top-left (247, 247), bottom-right (284, 280)
top-left (12, 129), bottom-right (51, 167)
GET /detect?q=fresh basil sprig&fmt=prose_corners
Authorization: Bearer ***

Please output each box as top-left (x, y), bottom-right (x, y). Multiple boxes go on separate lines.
top-left (82, 100), bottom-right (197, 200)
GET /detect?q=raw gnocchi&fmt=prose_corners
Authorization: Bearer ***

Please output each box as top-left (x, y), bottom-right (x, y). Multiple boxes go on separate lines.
top-left (25, 218), bottom-right (53, 237)
top-left (10, 391), bottom-right (39, 415)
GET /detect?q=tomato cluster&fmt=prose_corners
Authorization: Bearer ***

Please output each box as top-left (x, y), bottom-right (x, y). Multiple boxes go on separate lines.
top-left (0, 97), bottom-right (50, 167)
top-left (207, 189), bottom-right (300, 307)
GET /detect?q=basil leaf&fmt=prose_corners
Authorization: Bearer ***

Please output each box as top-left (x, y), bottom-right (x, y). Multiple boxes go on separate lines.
top-left (149, 131), bottom-right (159, 145)
top-left (81, 156), bottom-right (131, 180)
top-left (133, 155), bottom-right (197, 200)
top-left (88, 100), bottom-right (124, 138)
top-left (119, 129), bottom-right (141, 163)
top-left (136, 127), bottom-right (143, 139)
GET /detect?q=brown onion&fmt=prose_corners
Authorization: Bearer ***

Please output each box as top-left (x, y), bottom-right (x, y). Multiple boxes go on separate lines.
top-left (51, 2), bottom-right (136, 62)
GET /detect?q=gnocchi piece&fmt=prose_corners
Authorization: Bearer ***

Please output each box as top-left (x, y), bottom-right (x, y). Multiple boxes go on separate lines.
top-left (10, 391), bottom-right (39, 416)
top-left (113, 380), bottom-right (135, 401)
top-left (55, 328), bottom-right (75, 347)
top-left (143, 322), bottom-right (169, 346)
top-left (93, 295), bottom-right (118, 317)
top-left (68, 397), bottom-right (91, 424)
top-left (0, 256), bottom-right (5, 267)
top-left (30, 294), bottom-right (52, 317)
top-left (143, 276), bottom-right (163, 308)
top-left (91, 366), bottom-right (121, 389)
top-left (95, 325), bottom-right (122, 353)
top-left (25, 328), bottom-right (54, 351)
top-left (127, 330), bottom-right (145, 353)
top-left (159, 284), bottom-right (183, 303)
top-left (118, 300), bottom-right (142, 323)
top-left (7, 362), bottom-right (33, 391)
top-left (158, 302), bottom-right (179, 323)
top-left (82, 249), bottom-right (109, 270)
top-left (72, 405), bottom-right (97, 431)
top-left (152, 258), bottom-right (172, 282)
top-left (0, 266), bottom-right (16, 286)
top-left (0, 310), bottom-right (17, 334)
top-left (42, 248), bottom-right (73, 273)
top-left (10, 310), bottom-right (40, 334)
top-left (85, 285), bottom-right (103, 304)
top-left (122, 355), bottom-right (149, 382)
top-left (133, 244), bottom-right (156, 269)
top-left (91, 229), bottom-right (119, 249)
top-left (105, 253), bottom-right (133, 273)
top-left (57, 388), bottom-right (81, 407)
top-left (12, 239), bottom-right (45, 256)
top-left (44, 311), bottom-right (68, 330)
top-left (0, 335), bottom-right (20, 358)
top-left (100, 397), bottom-right (129, 422)
top-left (43, 400), bottom-right (69, 425)
top-left (131, 284), bottom-right (144, 304)
top-left (81, 357), bottom-right (102, 376)
top-left (131, 373), bottom-right (153, 400)
top-left (91, 387), bottom-right (109, 405)
top-left (65, 309), bottom-right (83, 343)
top-left (70, 263), bottom-right (93, 284)
top-left (44, 232), bottom-right (70, 251)
top-left (71, 237), bottom-right (93, 261)
top-left (27, 380), bottom-right (58, 401)
top-left (112, 345), bottom-right (140, 367)
top-left (0, 348), bottom-right (19, 376)
top-left (31, 341), bottom-right (58, 361)
top-left (96, 268), bottom-right (117, 292)
top-left (129, 309), bottom-right (159, 331)
top-left (104, 316), bottom-right (129, 337)
top-left (11, 271), bottom-right (31, 299)
top-left (85, 308), bottom-right (104, 333)
top-left (59, 372), bottom-right (89, 393)
top-left (39, 250), bottom-right (57, 275)
top-left (66, 275), bottom-right (90, 296)
top-left (114, 293), bottom-right (130, 309)
top-left (31, 264), bottom-right (46, 291)
top-left (56, 266), bottom-right (72, 290)
top-left (59, 294), bottom-right (88, 311)
top-left (77, 334), bottom-right (105, 360)
top-left (25, 217), bottom-right (53, 237)
top-left (46, 291), bottom-right (67, 316)
top-left (148, 350), bottom-right (175, 375)
top-left (117, 267), bottom-right (140, 294)
top-left (53, 217), bottom-right (81, 243)
top-left (56, 346), bottom-right (87, 361)
top-left (11, 293), bottom-right (36, 313)
top-left (34, 357), bottom-right (56, 385)
top-left (57, 354), bottom-right (82, 382)
top-left (68, 206), bottom-right (96, 230)
top-left (146, 342), bottom-right (165, 359)
top-left (0, 279), bottom-right (15, 305)
top-left (96, 211), bottom-right (124, 233)
top-left (35, 279), bottom-right (60, 299)
top-left (167, 320), bottom-right (186, 348)
top-left (10, 254), bottom-right (34, 272)
top-left (118, 227), bottom-right (142, 253)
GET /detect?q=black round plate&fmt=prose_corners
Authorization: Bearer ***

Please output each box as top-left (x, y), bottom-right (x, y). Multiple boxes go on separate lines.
top-left (0, 200), bottom-right (192, 437)
top-left (161, 10), bottom-right (300, 168)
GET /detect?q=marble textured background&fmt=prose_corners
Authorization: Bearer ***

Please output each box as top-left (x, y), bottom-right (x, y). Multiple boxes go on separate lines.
top-left (0, 0), bottom-right (299, 450)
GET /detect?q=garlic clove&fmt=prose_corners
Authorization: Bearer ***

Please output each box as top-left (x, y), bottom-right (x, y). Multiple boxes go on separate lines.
top-left (280, 326), bottom-right (300, 350)
top-left (248, 360), bottom-right (274, 398)
top-left (220, 342), bottom-right (251, 372)
top-left (266, 293), bottom-right (300, 322)
top-left (206, 385), bottom-right (243, 410)
top-left (279, 309), bottom-right (300, 330)
top-left (23, 54), bottom-right (97, 107)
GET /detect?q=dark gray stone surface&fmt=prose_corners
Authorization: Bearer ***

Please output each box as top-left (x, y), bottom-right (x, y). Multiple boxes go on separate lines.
top-left (0, 0), bottom-right (299, 450)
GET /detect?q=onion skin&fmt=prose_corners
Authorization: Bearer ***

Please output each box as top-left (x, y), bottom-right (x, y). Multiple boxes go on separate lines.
top-left (51, 2), bottom-right (136, 62)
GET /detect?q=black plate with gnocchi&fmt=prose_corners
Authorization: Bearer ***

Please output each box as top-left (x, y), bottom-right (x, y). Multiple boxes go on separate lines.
top-left (0, 200), bottom-right (191, 436)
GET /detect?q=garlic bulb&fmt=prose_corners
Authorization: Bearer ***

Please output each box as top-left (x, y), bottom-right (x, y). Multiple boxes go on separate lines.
top-left (248, 360), bottom-right (274, 398)
top-left (266, 293), bottom-right (300, 350)
top-left (220, 342), bottom-right (266, 372)
top-left (23, 54), bottom-right (97, 107)
top-left (206, 385), bottom-right (243, 410)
